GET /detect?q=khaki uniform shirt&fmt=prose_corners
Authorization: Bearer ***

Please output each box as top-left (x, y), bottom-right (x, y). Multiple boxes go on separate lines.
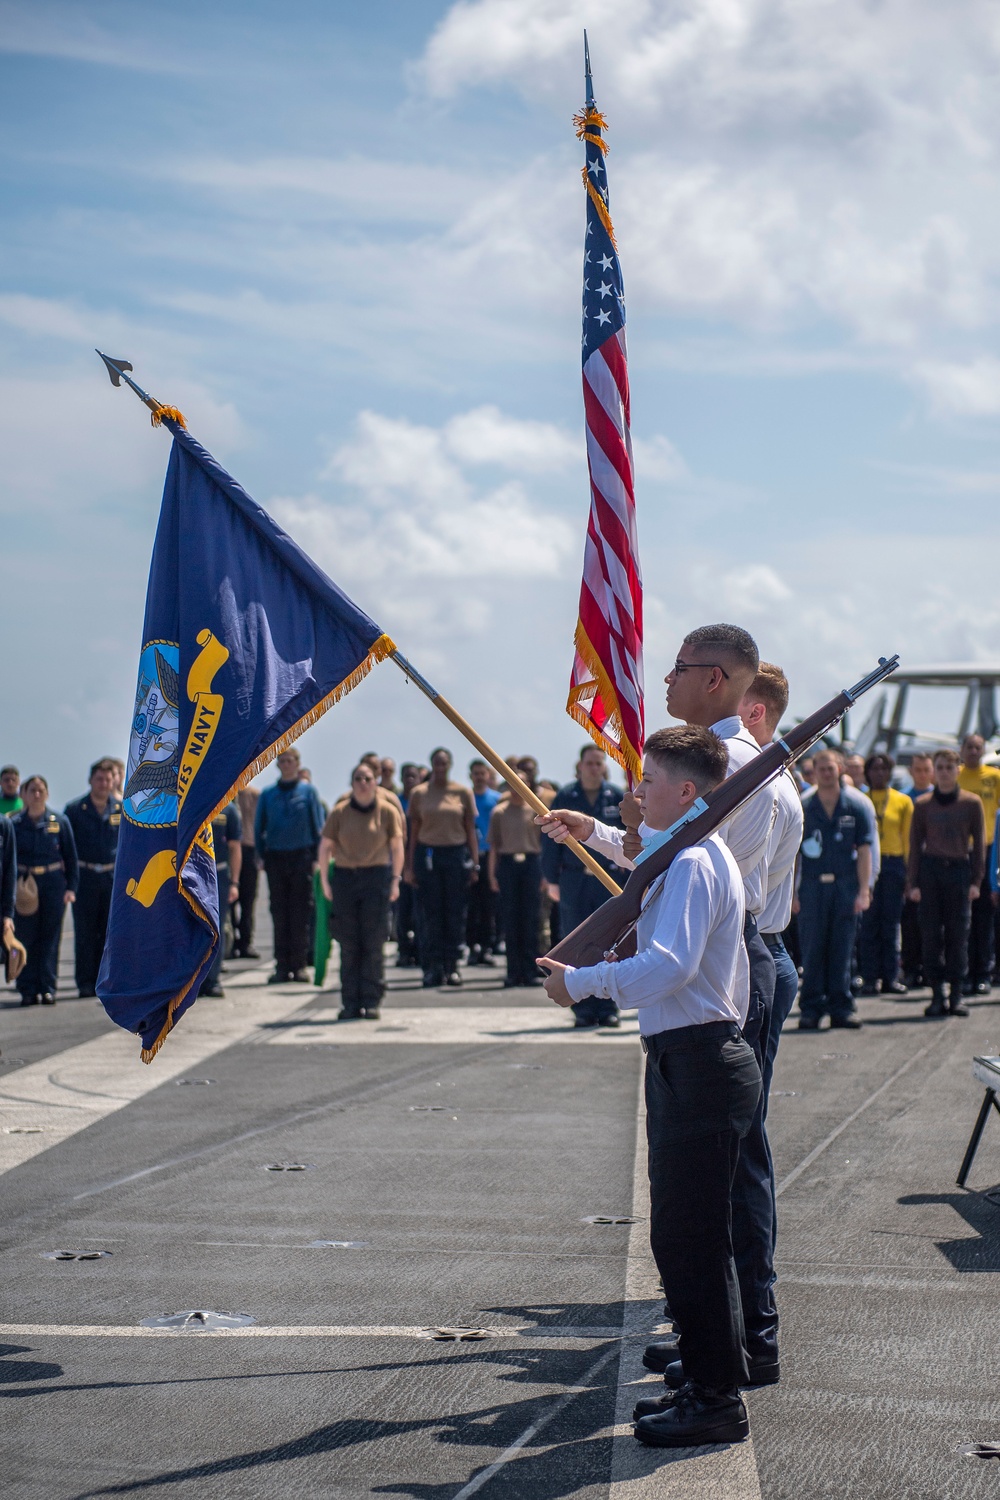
top-left (322, 800), bottom-right (403, 868)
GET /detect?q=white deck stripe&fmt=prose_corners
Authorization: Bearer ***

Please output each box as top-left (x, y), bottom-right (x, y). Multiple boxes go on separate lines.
top-left (0, 1323), bottom-right (621, 1340)
top-left (608, 1062), bottom-right (764, 1498)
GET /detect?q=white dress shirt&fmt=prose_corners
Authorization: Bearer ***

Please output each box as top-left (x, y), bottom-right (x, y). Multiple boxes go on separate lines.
top-left (760, 768), bottom-right (804, 935)
top-left (563, 828), bottom-right (749, 1034)
top-left (707, 715), bottom-right (777, 919)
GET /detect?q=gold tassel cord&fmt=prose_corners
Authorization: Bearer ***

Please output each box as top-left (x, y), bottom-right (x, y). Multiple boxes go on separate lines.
top-left (580, 131), bottom-right (608, 156)
top-left (149, 403), bottom-right (187, 430)
top-left (573, 106), bottom-right (609, 139)
top-left (139, 632), bottom-right (397, 1063)
top-left (582, 170), bottom-right (618, 250)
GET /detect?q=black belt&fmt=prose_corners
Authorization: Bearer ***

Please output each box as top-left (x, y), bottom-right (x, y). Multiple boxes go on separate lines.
top-left (641, 1019), bottom-right (741, 1053)
top-left (761, 932), bottom-right (784, 950)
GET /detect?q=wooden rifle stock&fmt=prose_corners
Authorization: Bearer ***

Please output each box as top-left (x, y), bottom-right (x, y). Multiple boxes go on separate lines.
top-left (545, 655), bottom-right (899, 970)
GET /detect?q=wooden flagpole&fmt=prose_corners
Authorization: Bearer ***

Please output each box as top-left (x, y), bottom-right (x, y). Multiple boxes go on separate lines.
top-left (390, 651), bottom-right (622, 896)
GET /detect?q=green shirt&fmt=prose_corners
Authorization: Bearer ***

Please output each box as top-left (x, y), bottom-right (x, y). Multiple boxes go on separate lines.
top-left (0, 796), bottom-right (23, 816)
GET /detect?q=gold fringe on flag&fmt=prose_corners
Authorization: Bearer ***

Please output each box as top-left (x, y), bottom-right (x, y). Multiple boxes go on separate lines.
top-left (150, 404), bottom-right (188, 429)
top-left (139, 631), bottom-right (397, 1063)
top-left (567, 620), bottom-right (643, 788)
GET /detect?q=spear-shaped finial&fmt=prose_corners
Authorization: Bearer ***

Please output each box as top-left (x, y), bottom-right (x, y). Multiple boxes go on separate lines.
top-left (584, 29), bottom-right (594, 106)
top-left (95, 350), bottom-right (186, 428)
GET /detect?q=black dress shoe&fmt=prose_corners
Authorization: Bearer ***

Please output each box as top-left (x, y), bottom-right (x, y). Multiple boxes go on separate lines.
top-left (502, 977), bottom-right (520, 989)
top-left (642, 1337), bottom-right (680, 1373)
top-left (361, 1008), bottom-right (381, 1020)
top-left (267, 971), bottom-right (290, 985)
top-left (633, 1387), bottom-right (681, 1420)
top-left (289, 969), bottom-right (311, 983)
top-left (663, 1356), bottom-right (779, 1389)
top-left (925, 994), bottom-right (947, 1017)
top-left (445, 970), bottom-right (463, 987)
top-left (633, 1385), bottom-right (749, 1448)
top-left (200, 983), bottom-right (225, 998)
top-left (975, 981), bottom-right (992, 995)
top-left (78, 988), bottom-right (96, 999)
top-left (858, 983), bottom-right (880, 997)
top-left (241, 949), bottom-right (261, 960)
top-left (829, 1015), bottom-right (862, 1029)
top-left (19, 994), bottom-right (38, 1007)
top-left (40, 992), bottom-right (56, 1005)
top-left (337, 1009), bottom-right (363, 1021)
top-left (797, 1017), bottom-right (820, 1031)
top-left (421, 972), bottom-right (440, 988)
top-left (598, 1013), bottom-right (621, 1027)
top-left (573, 1017), bottom-right (599, 1028)
top-left (884, 980), bottom-right (908, 995)
top-left (948, 996), bottom-right (970, 1016)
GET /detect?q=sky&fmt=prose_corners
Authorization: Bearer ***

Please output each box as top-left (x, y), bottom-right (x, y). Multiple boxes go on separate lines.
top-left (4, 0), bottom-right (1000, 804)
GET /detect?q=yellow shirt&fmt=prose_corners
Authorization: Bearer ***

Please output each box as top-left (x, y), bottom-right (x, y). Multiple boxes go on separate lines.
top-left (866, 787), bottom-right (912, 860)
top-left (958, 764), bottom-right (1000, 845)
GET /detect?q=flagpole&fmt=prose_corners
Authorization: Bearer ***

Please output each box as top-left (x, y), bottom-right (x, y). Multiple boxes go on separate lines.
top-left (389, 652), bottom-right (622, 896)
top-left (96, 352), bottom-right (623, 899)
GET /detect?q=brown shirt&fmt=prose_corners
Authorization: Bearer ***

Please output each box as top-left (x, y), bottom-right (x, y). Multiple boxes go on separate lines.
top-left (333, 786), bottom-right (404, 818)
top-left (907, 789), bottom-right (985, 888)
top-left (488, 798), bottom-right (542, 856)
top-left (408, 781), bottom-right (476, 848)
top-left (321, 799), bottom-right (403, 868)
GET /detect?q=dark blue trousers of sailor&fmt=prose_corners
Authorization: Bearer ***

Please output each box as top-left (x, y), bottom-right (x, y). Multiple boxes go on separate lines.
top-left (73, 869), bottom-right (114, 994)
top-left (860, 855), bottom-right (906, 987)
top-left (730, 918), bottom-right (778, 1361)
top-left (561, 868), bottom-right (618, 1023)
top-left (15, 870), bottom-right (67, 998)
top-left (762, 933), bottom-right (800, 1254)
top-left (798, 879), bottom-right (858, 1022)
top-left (645, 1021), bottom-right (761, 1393)
top-left (330, 864), bottom-right (392, 1014)
top-left (918, 856), bottom-right (971, 991)
top-left (497, 852), bottom-right (541, 985)
top-left (415, 844), bottom-right (468, 980)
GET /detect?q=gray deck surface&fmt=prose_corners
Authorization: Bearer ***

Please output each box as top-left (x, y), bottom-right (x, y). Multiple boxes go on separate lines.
top-left (2, 895), bottom-right (1000, 1499)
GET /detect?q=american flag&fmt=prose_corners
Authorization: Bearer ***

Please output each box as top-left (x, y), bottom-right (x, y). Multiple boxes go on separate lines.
top-left (566, 49), bottom-right (644, 788)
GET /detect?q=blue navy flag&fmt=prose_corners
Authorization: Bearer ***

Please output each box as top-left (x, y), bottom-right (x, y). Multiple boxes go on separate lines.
top-left (97, 419), bottom-right (394, 1061)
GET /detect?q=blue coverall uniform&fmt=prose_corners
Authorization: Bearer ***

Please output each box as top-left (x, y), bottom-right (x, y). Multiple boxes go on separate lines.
top-left (798, 790), bottom-right (870, 1025)
top-left (540, 777), bottom-right (624, 1023)
top-left (10, 805), bottom-right (78, 1003)
top-left (64, 792), bottom-right (121, 996)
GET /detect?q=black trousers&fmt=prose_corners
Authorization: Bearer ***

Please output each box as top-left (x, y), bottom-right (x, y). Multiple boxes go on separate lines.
top-left (901, 897), bottom-right (923, 981)
top-left (15, 871), bottom-right (67, 998)
top-left (415, 843), bottom-right (468, 978)
top-left (497, 853), bottom-right (541, 984)
top-left (73, 869), bottom-right (113, 993)
top-left (645, 1021), bottom-right (761, 1392)
top-left (731, 919), bottom-right (778, 1360)
top-left (330, 865), bottom-right (391, 1012)
top-left (395, 878), bottom-right (420, 964)
top-left (234, 846), bottom-right (259, 955)
top-left (968, 874), bottom-right (995, 985)
top-left (860, 855), bottom-right (906, 986)
top-left (918, 856), bottom-right (971, 990)
top-left (466, 851), bottom-right (497, 956)
top-left (264, 848), bottom-right (314, 975)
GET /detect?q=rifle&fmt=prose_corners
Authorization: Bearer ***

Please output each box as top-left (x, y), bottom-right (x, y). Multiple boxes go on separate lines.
top-left (544, 654), bottom-right (899, 969)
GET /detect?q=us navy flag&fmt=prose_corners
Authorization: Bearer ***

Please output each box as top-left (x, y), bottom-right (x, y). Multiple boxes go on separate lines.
top-left (97, 420), bottom-right (394, 1061)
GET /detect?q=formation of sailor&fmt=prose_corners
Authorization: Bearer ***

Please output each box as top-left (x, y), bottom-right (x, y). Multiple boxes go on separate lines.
top-left (538, 622), bottom-right (800, 1451)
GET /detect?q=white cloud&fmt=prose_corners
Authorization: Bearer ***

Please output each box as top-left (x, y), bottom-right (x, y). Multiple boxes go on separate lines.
top-left (911, 356), bottom-right (1000, 416)
top-left (419, 0), bottom-right (1000, 358)
top-left (274, 408), bottom-right (577, 592)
